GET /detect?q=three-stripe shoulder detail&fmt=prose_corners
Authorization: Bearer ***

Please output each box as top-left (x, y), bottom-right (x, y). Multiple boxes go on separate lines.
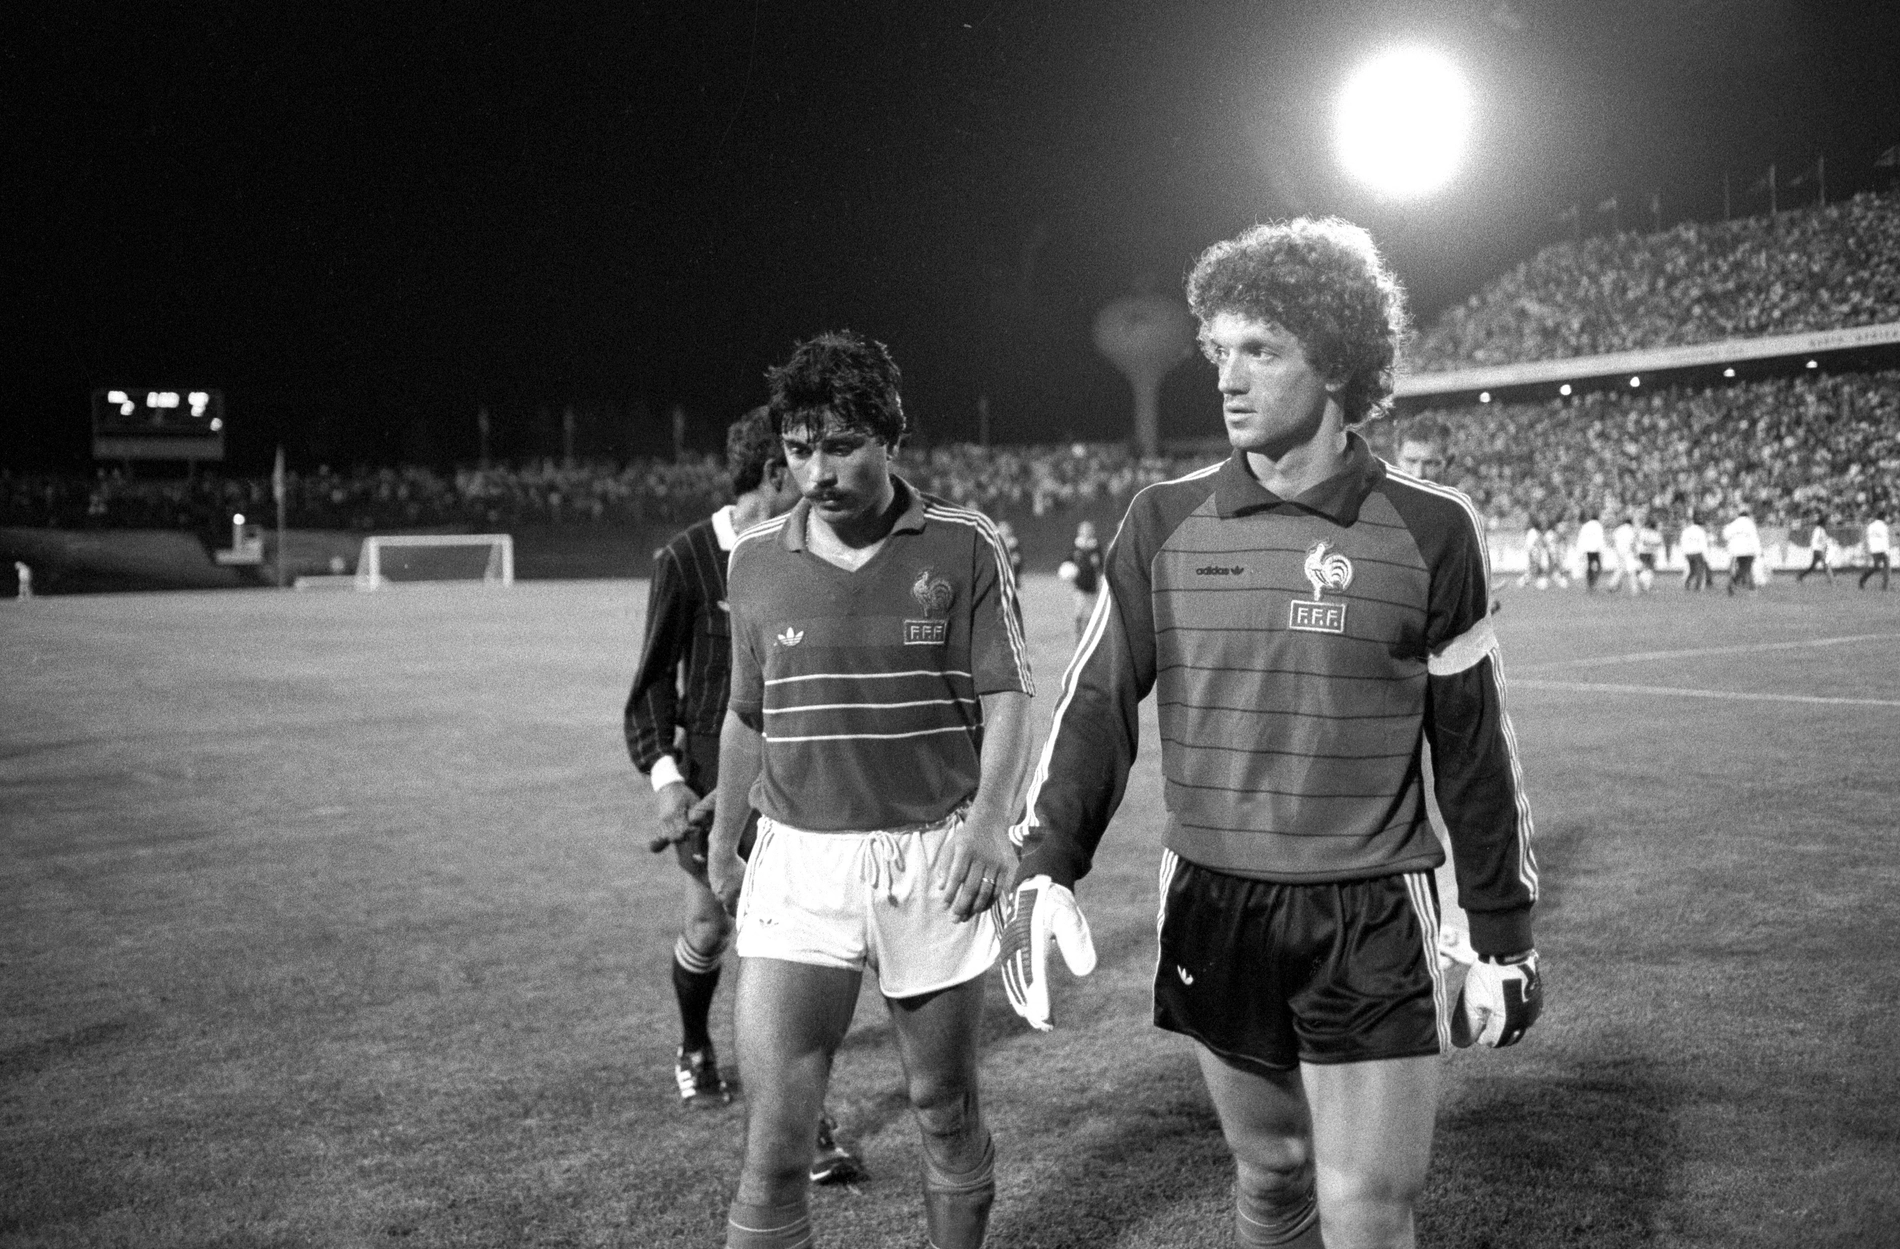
top-left (1382, 465), bottom-right (1492, 582)
top-left (922, 502), bottom-right (1035, 695)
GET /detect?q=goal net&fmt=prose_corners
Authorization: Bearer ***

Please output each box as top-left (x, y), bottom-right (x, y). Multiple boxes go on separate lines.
top-left (354, 534), bottom-right (514, 589)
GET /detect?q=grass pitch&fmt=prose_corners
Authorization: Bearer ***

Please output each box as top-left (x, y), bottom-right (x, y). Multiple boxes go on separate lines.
top-left (4, 574), bottom-right (1899, 1248)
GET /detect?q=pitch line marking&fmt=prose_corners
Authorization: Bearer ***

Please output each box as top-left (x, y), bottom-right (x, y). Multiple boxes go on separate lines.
top-left (1514, 678), bottom-right (1900, 709)
top-left (1514, 632), bottom-right (1900, 673)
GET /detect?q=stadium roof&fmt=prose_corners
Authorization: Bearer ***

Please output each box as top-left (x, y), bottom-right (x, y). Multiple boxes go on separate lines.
top-left (1397, 321), bottom-right (1900, 400)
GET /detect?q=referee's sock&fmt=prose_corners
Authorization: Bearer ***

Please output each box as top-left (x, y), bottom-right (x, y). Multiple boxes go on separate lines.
top-left (923, 1131), bottom-right (995, 1249)
top-left (1235, 1180), bottom-right (1320, 1247)
top-left (726, 1198), bottom-right (812, 1249)
top-left (672, 934), bottom-right (723, 1053)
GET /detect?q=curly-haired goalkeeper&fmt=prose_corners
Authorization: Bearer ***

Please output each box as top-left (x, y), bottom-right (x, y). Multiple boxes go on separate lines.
top-left (1005, 217), bottom-right (1541, 1249)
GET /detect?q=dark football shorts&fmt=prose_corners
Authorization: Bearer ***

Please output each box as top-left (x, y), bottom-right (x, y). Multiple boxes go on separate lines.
top-left (676, 732), bottom-right (758, 881)
top-left (1152, 852), bottom-right (1449, 1072)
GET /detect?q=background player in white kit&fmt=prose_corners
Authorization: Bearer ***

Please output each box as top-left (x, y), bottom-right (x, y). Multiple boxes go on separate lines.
top-left (1861, 514), bottom-right (1891, 590)
top-left (1679, 512), bottom-right (1712, 591)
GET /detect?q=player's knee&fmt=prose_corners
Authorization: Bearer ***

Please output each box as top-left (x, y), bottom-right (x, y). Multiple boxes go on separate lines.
top-left (1233, 1152), bottom-right (1318, 1247)
top-left (904, 1071), bottom-right (978, 1144)
top-left (1315, 1166), bottom-right (1424, 1245)
top-left (682, 910), bottom-right (732, 957)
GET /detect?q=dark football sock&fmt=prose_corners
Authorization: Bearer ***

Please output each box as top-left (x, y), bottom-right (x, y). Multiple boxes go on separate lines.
top-left (672, 934), bottom-right (722, 1053)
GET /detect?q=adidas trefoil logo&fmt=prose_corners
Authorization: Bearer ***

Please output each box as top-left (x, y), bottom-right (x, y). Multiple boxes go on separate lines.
top-left (776, 626), bottom-right (805, 648)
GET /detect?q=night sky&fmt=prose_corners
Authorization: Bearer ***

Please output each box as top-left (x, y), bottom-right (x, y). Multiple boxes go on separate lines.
top-left (13, 1), bottom-right (1900, 471)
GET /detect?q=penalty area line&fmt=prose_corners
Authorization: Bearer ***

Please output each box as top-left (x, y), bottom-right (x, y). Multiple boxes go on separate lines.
top-left (1514, 632), bottom-right (1900, 673)
top-left (1514, 678), bottom-right (1900, 709)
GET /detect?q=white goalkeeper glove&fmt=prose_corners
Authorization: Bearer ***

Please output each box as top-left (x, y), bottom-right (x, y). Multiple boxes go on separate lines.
top-left (999, 875), bottom-right (1097, 1031)
top-left (1451, 950), bottom-right (1542, 1049)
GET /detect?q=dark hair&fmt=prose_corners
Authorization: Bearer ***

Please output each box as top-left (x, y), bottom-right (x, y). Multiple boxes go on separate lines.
top-left (766, 330), bottom-right (906, 446)
top-left (1400, 417), bottom-right (1448, 449)
top-left (725, 405), bottom-right (783, 495)
top-left (1186, 217), bottom-right (1409, 425)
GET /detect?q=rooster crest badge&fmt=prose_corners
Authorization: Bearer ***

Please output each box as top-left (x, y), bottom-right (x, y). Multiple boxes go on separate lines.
top-left (1290, 541), bottom-right (1352, 635)
top-left (1303, 541), bottom-right (1353, 600)
top-left (911, 569), bottom-right (955, 615)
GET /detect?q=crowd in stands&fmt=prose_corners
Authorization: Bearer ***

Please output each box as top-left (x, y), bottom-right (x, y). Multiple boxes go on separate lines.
top-left (11, 367), bottom-right (1895, 546)
top-left (1390, 371), bottom-right (1900, 531)
top-left (11, 190), bottom-right (1898, 552)
top-left (0, 443), bottom-right (1214, 539)
top-left (1413, 192), bottom-right (1900, 369)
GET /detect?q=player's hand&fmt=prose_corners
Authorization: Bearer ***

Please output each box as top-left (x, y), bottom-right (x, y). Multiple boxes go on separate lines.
top-left (1437, 924), bottom-right (1478, 973)
top-left (707, 850), bottom-right (745, 917)
top-left (1451, 950), bottom-right (1542, 1048)
top-left (933, 815), bottom-right (1014, 922)
top-left (647, 780), bottom-right (700, 853)
top-left (1000, 875), bottom-right (1097, 1031)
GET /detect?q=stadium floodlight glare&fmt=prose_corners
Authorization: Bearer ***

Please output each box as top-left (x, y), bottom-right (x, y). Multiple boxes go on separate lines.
top-left (1336, 47), bottom-right (1473, 198)
top-left (1479, 391), bottom-right (1491, 403)
top-left (1806, 359), bottom-right (1818, 369)
top-left (1724, 367), bottom-right (1737, 378)
top-left (1559, 383), bottom-right (1573, 396)
top-left (1630, 375), bottom-right (1641, 387)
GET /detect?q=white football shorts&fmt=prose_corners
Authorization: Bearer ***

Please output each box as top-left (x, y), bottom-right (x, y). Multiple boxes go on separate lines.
top-left (735, 812), bottom-right (1001, 998)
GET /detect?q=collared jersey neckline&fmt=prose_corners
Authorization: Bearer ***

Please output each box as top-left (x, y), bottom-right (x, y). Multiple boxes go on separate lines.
top-left (1214, 431), bottom-right (1386, 526)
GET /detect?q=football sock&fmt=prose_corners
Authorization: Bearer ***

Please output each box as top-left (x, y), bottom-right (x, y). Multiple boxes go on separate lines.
top-left (1235, 1181), bottom-right (1320, 1247)
top-left (923, 1131), bottom-right (995, 1249)
top-left (673, 934), bottom-right (722, 1053)
top-left (726, 1198), bottom-right (812, 1249)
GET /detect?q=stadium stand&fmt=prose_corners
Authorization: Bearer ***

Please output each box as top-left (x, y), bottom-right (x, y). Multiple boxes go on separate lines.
top-left (1412, 191), bottom-right (1900, 370)
top-left (10, 193), bottom-right (1898, 587)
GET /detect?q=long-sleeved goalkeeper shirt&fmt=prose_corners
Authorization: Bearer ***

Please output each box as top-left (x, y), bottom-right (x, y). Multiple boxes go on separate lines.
top-left (1014, 435), bottom-right (1538, 957)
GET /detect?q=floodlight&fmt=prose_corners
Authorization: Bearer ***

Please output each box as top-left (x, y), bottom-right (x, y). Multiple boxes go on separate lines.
top-left (1806, 359), bottom-right (1818, 369)
top-left (1723, 367), bottom-right (1736, 378)
top-left (1630, 375), bottom-right (1641, 387)
top-left (1479, 391), bottom-right (1491, 403)
top-left (1559, 383), bottom-right (1572, 396)
top-left (1336, 48), bottom-right (1473, 198)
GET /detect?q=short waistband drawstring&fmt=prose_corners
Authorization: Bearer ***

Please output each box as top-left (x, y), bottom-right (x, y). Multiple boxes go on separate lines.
top-left (863, 831), bottom-right (911, 904)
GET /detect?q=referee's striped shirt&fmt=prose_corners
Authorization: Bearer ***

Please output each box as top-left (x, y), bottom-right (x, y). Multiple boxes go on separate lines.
top-left (623, 511), bottom-right (734, 774)
top-left (1014, 435), bottom-right (1537, 957)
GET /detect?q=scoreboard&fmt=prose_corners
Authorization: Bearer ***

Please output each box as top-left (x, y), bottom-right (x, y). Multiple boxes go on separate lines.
top-left (91, 388), bottom-right (225, 461)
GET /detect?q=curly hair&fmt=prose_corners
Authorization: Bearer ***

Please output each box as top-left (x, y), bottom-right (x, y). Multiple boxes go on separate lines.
top-left (766, 330), bottom-right (906, 446)
top-left (725, 405), bottom-right (783, 495)
top-left (1185, 217), bottom-right (1410, 425)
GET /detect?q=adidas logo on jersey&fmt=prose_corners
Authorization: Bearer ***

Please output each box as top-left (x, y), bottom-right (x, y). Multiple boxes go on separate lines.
top-left (1194, 565), bottom-right (1245, 576)
top-left (776, 627), bottom-right (804, 647)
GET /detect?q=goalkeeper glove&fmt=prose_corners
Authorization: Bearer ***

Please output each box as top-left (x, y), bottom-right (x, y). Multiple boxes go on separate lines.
top-left (1000, 875), bottom-right (1097, 1031)
top-left (1451, 950), bottom-right (1542, 1049)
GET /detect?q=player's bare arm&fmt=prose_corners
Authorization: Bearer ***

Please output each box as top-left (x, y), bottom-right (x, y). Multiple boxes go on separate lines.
top-left (934, 689), bottom-right (1033, 922)
top-left (707, 708), bottom-right (764, 914)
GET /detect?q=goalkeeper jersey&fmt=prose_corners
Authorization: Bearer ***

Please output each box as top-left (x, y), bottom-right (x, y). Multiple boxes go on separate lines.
top-left (1013, 435), bottom-right (1537, 957)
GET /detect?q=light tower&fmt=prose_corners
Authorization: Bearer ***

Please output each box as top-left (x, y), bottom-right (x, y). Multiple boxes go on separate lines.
top-left (1093, 292), bottom-right (1195, 458)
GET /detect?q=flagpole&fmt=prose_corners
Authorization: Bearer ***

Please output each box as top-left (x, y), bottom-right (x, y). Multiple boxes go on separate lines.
top-left (1818, 155), bottom-right (1825, 207)
top-left (273, 445), bottom-right (287, 589)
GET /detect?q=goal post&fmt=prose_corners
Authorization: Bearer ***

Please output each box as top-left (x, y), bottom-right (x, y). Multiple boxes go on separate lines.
top-left (354, 534), bottom-right (514, 589)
